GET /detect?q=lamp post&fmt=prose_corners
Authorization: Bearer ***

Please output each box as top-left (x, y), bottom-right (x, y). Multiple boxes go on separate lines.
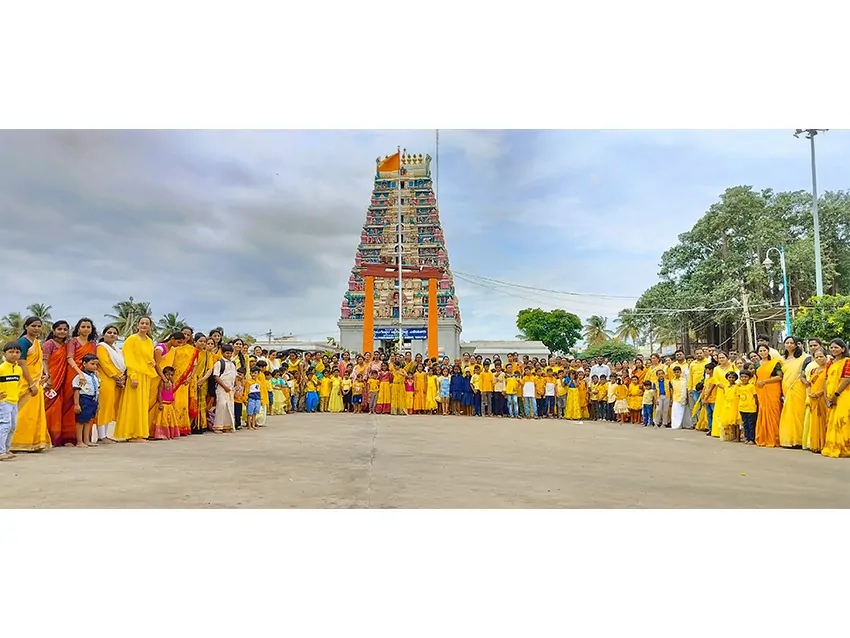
top-left (794, 129), bottom-right (828, 297)
top-left (763, 247), bottom-right (791, 337)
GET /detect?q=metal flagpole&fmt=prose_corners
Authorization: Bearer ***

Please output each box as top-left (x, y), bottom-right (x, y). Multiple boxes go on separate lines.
top-left (397, 146), bottom-right (404, 353)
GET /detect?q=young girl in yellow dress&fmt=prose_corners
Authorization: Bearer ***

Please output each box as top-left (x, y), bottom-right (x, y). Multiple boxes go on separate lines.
top-left (625, 375), bottom-right (641, 423)
top-left (425, 367), bottom-right (438, 413)
top-left (413, 363), bottom-right (427, 413)
top-left (391, 362), bottom-right (407, 416)
top-left (327, 369), bottom-right (344, 413)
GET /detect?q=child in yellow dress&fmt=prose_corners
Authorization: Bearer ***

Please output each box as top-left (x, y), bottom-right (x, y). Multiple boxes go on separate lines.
top-left (328, 369), bottom-right (344, 413)
top-left (319, 373), bottom-right (332, 412)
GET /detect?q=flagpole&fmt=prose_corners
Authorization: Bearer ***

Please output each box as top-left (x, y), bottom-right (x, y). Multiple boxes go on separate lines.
top-left (397, 146), bottom-right (403, 353)
top-left (435, 129), bottom-right (439, 202)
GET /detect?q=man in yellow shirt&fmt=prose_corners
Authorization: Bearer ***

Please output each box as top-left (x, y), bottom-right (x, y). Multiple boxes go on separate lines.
top-left (0, 342), bottom-right (24, 461)
top-left (479, 361), bottom-right (495, 417)
top-left (505, 369), bottom-right (519, 418)
top-left (688, 348), bottom-right (708, 404)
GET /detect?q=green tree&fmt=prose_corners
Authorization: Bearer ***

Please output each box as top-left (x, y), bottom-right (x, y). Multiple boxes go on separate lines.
top-left (233, 332), bottom-right (257, 346)
top-left (516, 308), bottom-right (582, 354)
top-left (25, 303), bottom-right (52, 338)
top-left (157, 312), bottom-right (186, 339)
top-left (583, 315), bottom-right (612, 346)
top-left (791, 295), bottom-right (850, 343)
top-left (0, 312), bottom-right (24, 341)
top-left (615, 308), bottom-right (643, 345)
top-left (105, 298), bottom-right (153, 337)
top-left (579, 340), bottom-right (638, 363)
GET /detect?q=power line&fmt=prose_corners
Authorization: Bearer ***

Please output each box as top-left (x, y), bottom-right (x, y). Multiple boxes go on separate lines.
top-left (453, 271), bottom-right (640, 300)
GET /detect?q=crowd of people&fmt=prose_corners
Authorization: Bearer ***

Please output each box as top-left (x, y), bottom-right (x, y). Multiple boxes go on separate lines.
top-left (2, 315), bottom-right (849, 461)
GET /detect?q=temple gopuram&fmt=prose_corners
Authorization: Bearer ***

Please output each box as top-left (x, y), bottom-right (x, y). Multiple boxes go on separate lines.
top-left (337, 150), bottom-right (462, 358)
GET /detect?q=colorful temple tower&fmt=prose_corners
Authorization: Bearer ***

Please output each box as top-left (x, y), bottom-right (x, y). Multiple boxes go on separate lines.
top-left (337, 150), bottom-right (462, 358)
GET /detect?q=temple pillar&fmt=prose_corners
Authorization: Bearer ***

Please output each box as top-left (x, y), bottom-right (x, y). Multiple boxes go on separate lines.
top-left (363, 276), bottom-right (375, 354)
top-left (428, 277), bottom-right (438, 359)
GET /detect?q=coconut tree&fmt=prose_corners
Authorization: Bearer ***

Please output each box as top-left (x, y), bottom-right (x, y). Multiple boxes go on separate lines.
top-left (26, 303), bottom-right (53, 323)
top-left (615, 308), bottom-right (643, 346)
top-left (0, 312), bottom-right (25, 340)
top-left (105, 297), bottom-right (153, 337)
top-left (583, 315), bottom-right (612, 346)
top-left (156, 312), bottom-right (186, 339)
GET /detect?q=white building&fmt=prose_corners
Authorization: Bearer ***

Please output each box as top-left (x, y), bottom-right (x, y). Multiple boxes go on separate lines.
top-left (459, 340), bottom-right (551, 361)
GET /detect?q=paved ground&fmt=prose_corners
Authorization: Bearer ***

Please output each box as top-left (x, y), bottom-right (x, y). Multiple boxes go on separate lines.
top-left (1, 413), bottom-right (848, 508)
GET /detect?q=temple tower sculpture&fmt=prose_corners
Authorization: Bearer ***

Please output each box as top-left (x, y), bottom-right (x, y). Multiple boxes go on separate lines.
top-left (337, 151), bottom-right (462, 357)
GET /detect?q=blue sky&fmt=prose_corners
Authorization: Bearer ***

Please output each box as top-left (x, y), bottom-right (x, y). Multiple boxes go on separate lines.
top-left (1, 129), bottom-right (847, 341)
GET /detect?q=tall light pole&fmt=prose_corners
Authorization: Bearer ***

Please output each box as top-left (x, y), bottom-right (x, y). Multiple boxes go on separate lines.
top-left (794, 129), bottom-right (828, 297)
top-left (763, 247), bottom-right (791, 337)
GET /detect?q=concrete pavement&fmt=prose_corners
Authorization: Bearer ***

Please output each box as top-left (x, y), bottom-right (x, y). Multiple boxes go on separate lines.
top-left (1, 413), bottom-right (848, 508)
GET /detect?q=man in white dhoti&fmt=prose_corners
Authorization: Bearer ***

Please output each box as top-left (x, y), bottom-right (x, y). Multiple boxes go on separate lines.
top-left (213, 344), bottom-right (237, 432)
top-left (669, 365), bottom-right (690, 429)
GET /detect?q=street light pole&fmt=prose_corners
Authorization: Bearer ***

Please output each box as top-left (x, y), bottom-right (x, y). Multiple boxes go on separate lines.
top-left (763, 247), bottom-right (791, 337)
top-left (794, 129), bottom-right (828, 297)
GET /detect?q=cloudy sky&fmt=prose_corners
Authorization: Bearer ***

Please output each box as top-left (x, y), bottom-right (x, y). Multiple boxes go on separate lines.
top-left (2, 129), bottom-right (848, 341)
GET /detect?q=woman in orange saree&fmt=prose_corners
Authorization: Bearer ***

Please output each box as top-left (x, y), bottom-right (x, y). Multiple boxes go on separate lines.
top-left (171, 339), bottom-right (198, 436)
top-left (62, 318), bottom-right (98, 446)
top-left (805, 349), bottom-right (829, 454)
top-left (755, 345), bottom-right (782, 448)
top-left (42, 320), bottom-right (71, 447)
top-left (823, 338), bottom-right (850, 458)
top-left (10, 317), bottom-right (51, 452)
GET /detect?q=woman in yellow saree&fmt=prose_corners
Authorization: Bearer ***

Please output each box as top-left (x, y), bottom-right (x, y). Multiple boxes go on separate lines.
top-left (114, 317), bottom-right (158, 442)
top-left (779, 337), bottom-right (808, 449)
top-left (823, 338), bottom-right (850, 458)
top-left (11, 317), bottom-right (51, 452)
top-left (171, 339), bottom-right (198, 436)
top-left (707, 352), bottom-right (736, 438)
top-left (755, 345), bottom-right (782, 448)
top-left (805, 348), bottom-right (828, 454)
top-left (190, 334), bottom-right (211, 433)
top-left (95, 325), bottom-right (126, 443)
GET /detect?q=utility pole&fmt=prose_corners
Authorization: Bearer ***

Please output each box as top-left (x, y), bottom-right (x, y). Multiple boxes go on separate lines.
top-left (794, 129), bottom-right (828, 297)
top-left (741, 282), bottom-right (754, 353)
top-left (266, 329), bottom-right (273, 344)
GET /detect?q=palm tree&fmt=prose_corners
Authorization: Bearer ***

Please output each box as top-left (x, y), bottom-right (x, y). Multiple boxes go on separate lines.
top-left (583, 315), bottom-right (612, 346)
top-left (105, 297), bottom-right (153, 337)
top-left (0, 312), bottom-right (25, 340)
top-left (26, 303), bottom-right (52, 323)
top-left (157, 312), bottom-right (185, 339)
top-left (615, 308), bottom-right (642, 346)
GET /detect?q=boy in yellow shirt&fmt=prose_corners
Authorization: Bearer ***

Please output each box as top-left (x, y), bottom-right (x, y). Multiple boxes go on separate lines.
top-left (351, 375), bottom-right (363, 414)
top-left (471, 364), bottom-right (483, 416)
top-left (534, 371), bottom-right (547, 418)
top-left (479, 363), bottom-right (495, 417)
top-left (0, 342), bottom-right (24, 461)
top-left (737, 369), bottom-right (758, 444)
top-left (505, 370), bottom-right (520, 418)
top-left (367, 371), bottom-right (380, 414)
top-left (595, 375), bottom-right (609, 421)
top-left (555, 370), bottom-right (568, 419)
top-left (305, 373), bottom-right (320, 413)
